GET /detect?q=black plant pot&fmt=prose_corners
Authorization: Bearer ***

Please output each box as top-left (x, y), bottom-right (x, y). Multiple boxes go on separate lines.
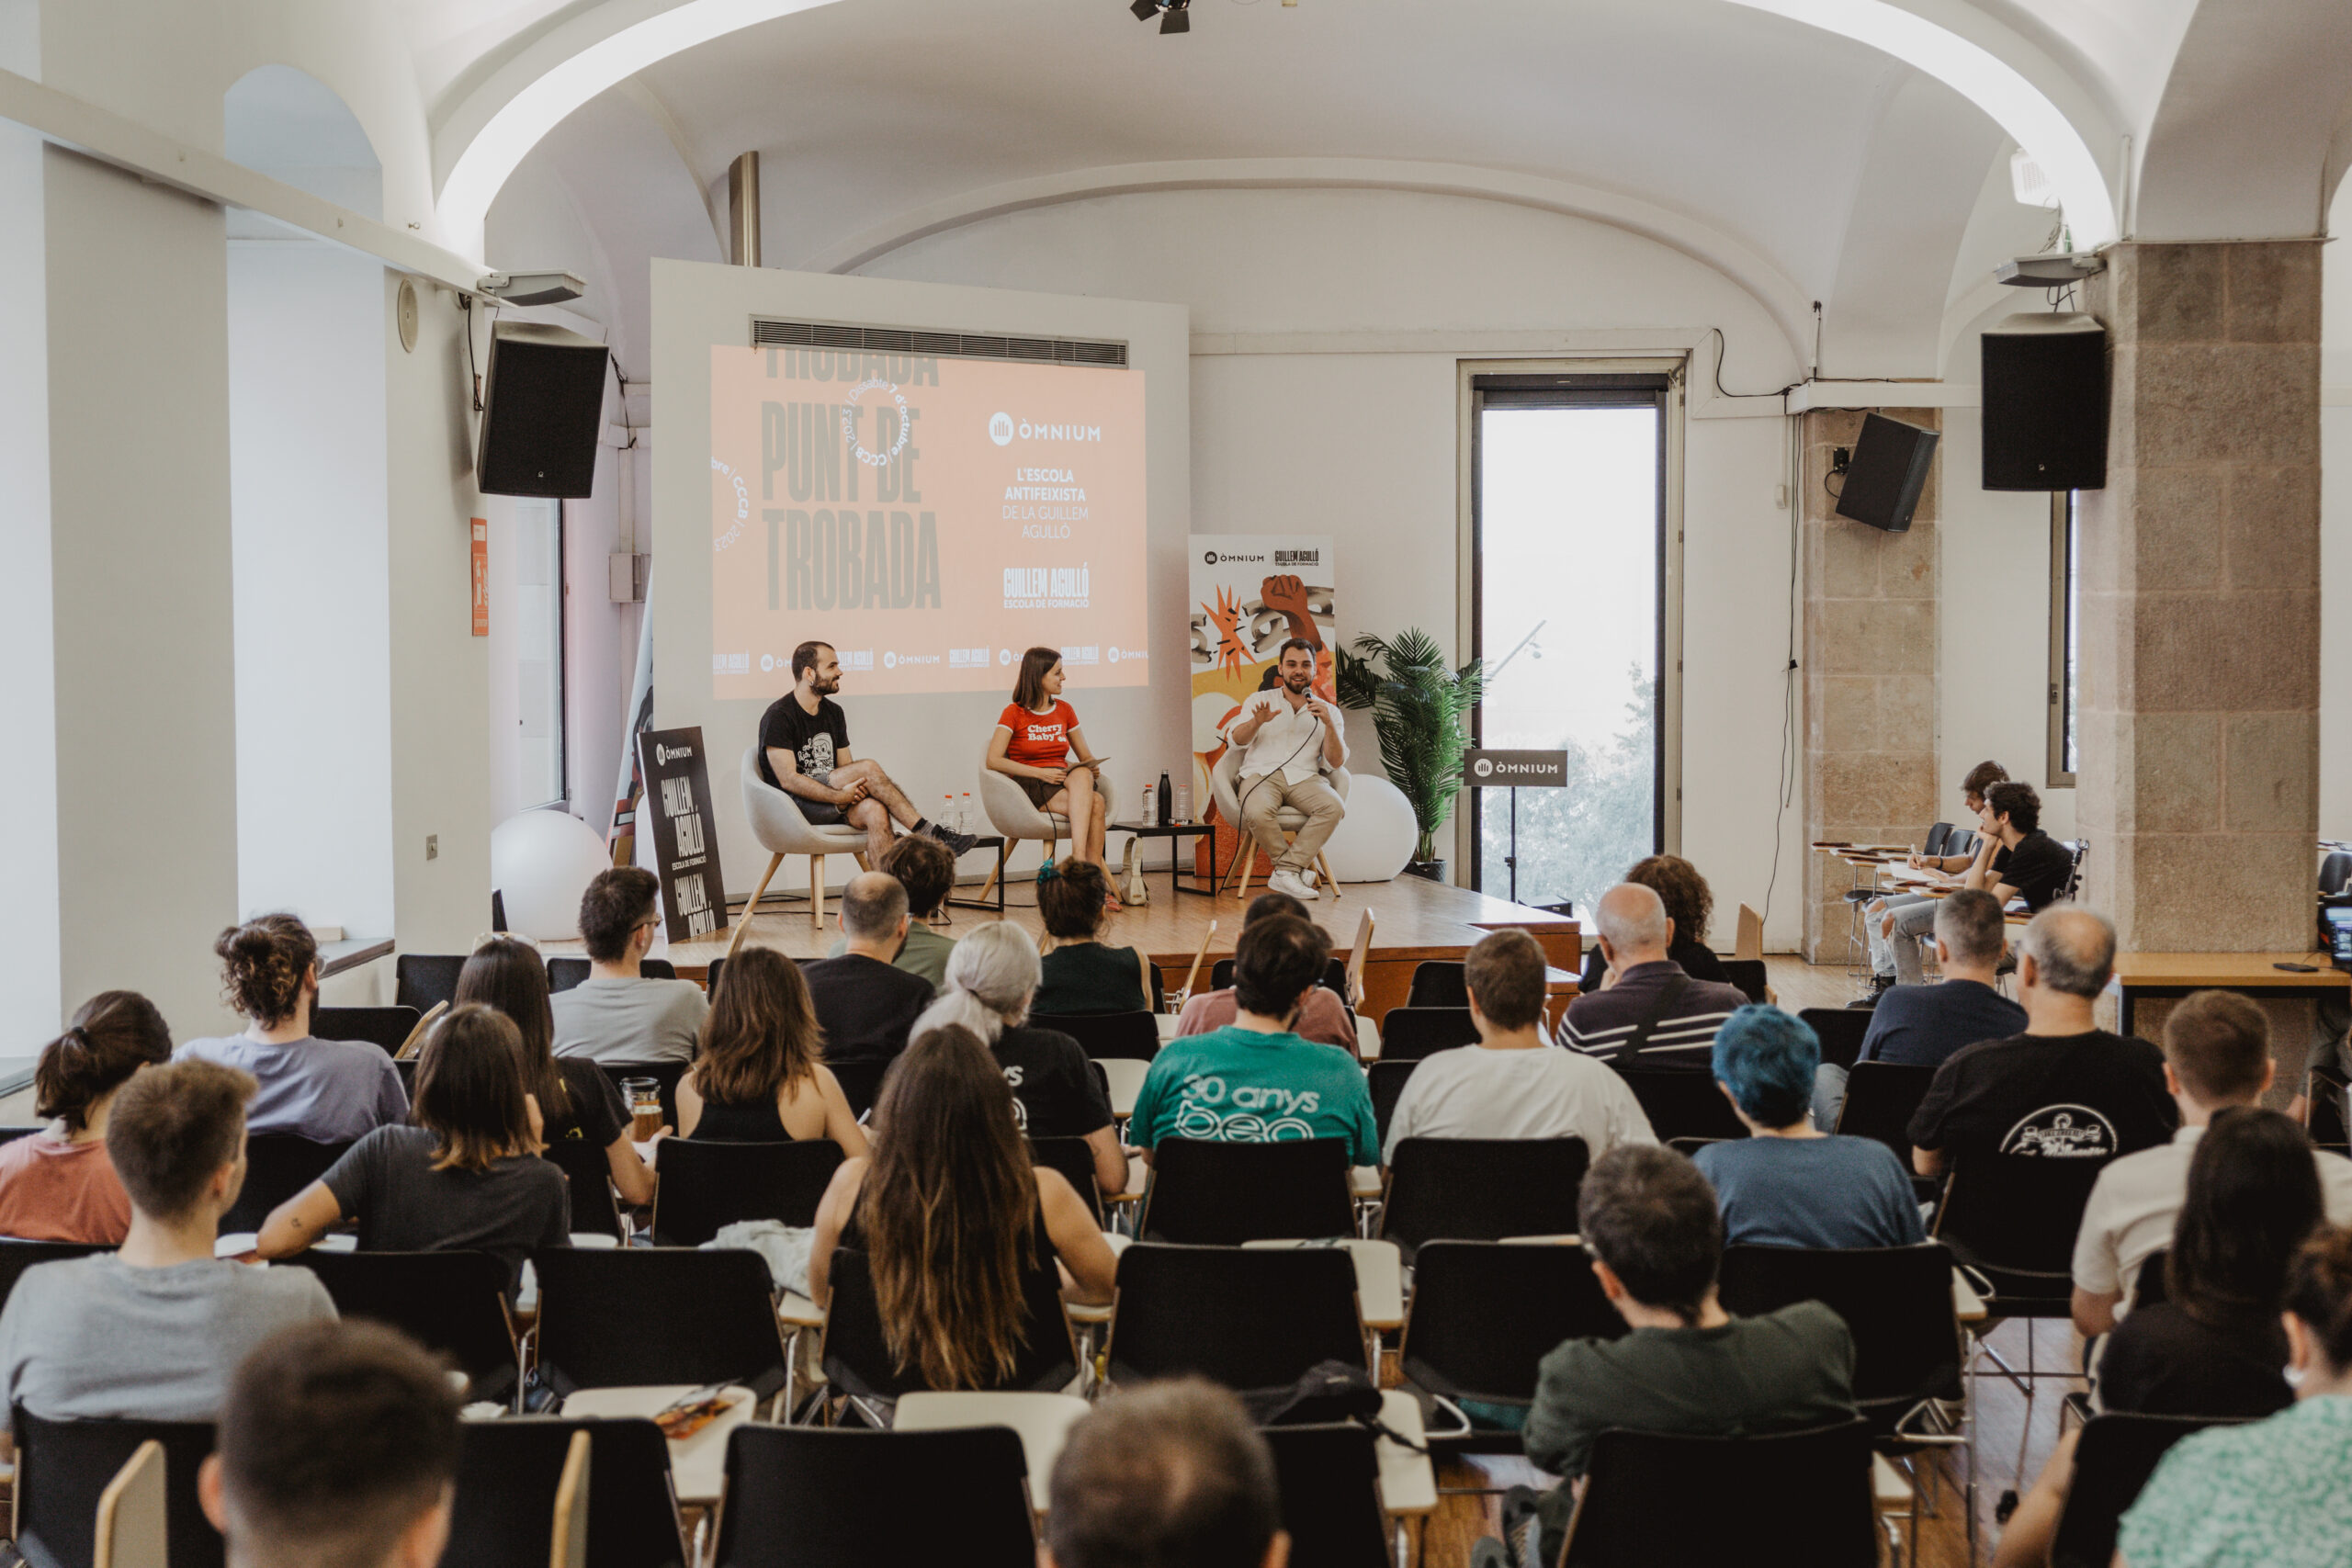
top-left (1403, 859), bottom-right (1446, 883)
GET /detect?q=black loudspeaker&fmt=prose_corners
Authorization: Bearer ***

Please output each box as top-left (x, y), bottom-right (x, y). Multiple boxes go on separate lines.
top-left (1834, 413), bottom-right (1939, 534)
top-left (477, 321), bottom-right (608, 498)
top-left (1982, 312), bottom-right (2108, 491)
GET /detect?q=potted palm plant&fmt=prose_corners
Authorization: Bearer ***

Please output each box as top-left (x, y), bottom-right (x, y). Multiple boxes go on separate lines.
top-left (1334, 629), bottom-right (1484, 881)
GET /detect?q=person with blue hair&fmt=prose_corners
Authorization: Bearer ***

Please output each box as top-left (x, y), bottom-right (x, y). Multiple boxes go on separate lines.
top-left (1692, 1006), bottom-right (1926, 1249)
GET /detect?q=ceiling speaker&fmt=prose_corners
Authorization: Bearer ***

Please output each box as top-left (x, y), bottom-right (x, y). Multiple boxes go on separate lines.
top-left (478, 321), bottom-right (606, 499)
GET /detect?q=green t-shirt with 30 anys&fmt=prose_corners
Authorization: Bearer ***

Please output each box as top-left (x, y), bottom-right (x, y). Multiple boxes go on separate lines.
top-left (1129, 1024), bottom-right (1379, 1167)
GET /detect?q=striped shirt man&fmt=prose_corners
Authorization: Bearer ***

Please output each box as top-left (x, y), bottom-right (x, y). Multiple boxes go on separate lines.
top-left (1558, 962), bottom-right (1750, 1066)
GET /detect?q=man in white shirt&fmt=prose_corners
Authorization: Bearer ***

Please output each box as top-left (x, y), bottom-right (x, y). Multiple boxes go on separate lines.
top-left (1384, 930), bottom-right (1657, 1164)
top-left (549, 867), bottom-right (708, 1065)
top-left (2071, 988), bottom-right (2352, 1336)
top-left (1221, 638), bottom-right (1349, 902)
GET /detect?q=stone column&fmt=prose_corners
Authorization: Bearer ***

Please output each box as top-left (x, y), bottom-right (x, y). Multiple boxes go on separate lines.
top-left (1801, 408), bottom-right (1941, 963)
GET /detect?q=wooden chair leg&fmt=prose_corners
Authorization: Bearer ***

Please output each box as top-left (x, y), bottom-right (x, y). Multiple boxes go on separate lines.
top-left (808, 854), bottom-right (827, 930)
top-left (1232, 838), bottom-right (1257, 902)
top-left (727, 852), bottom-right (785, 959)
top-left (1317, 852), bottom-right (1340, 900)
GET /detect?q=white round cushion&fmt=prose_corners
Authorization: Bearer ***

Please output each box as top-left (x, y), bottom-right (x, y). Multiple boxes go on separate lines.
top-left (492, 808), bottom-right (615, 939)
top-left (1321, 773), bottom-right (1416, 883)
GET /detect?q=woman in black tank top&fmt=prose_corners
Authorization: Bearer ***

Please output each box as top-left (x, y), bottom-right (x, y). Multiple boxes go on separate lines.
top-left (677, 948), bottom-right (867, 1154)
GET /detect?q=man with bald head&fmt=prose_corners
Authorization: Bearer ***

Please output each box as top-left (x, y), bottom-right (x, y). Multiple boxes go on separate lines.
top-left (1559, 883), bottom-right (1751, 1066)
top-left (798, 871), bottom-right (935, 1066)
top-left (1906, 905), bottom-right (2175, 1177)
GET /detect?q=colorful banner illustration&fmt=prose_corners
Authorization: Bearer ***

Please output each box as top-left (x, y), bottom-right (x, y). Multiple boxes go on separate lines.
top-left (1187, 536), bottom-right (1339, 871)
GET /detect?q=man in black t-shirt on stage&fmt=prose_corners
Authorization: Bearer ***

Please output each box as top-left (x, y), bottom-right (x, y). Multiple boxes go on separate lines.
top-left (757, 640), bottom-right (976, 863)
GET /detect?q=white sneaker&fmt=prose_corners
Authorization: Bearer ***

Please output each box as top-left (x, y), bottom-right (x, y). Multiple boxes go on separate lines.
top-left (1267, 868), bottom-right (1317, 900)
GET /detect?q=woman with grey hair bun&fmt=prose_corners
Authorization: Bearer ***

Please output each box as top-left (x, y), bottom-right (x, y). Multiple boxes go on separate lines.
top-left (912, 922), bottom-right (1125, 1196)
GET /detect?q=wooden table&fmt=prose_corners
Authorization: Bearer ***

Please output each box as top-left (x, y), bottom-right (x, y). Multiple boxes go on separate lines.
top-left (2111, 952), bottom-right (2347, 1034)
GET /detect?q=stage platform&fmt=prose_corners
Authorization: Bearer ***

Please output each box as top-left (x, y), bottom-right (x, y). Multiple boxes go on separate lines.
top-left (655, 874), bottom-right (1583, 1022)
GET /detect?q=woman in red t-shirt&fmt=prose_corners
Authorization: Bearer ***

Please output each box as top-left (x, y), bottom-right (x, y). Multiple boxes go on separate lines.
top-left (987, 646), bottom-right (1112, 875)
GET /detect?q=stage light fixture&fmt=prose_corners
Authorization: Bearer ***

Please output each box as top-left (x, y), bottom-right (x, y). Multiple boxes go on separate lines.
top-left (1161, 1), bottom-right (1190, 31)
top-left (1130, 0), bottom-right (1158, 17)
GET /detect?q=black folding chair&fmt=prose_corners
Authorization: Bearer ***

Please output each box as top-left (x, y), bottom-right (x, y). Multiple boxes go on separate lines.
top-left (1209, 956), bottom-right (1350, 1002)
top-left (1717, 1244), bottom-right (1964, 1442)
top-left (1834, 1061), bottom-right (1939, 1168)
top-left (311, 1005), bottom-right (420, 1055)
top-left (2050, 1413), bottom-right (2245, 1568)
top-left (1719, 959), bottom-right (1769, 1004)
top-left (220, 1134), bottom-right (351, 1235)
top-left (292, 1249), bottom-right (520, 1403)
top-left (1396, 1241), bottom-right (1623, 1455)
top-left (1373, 1008), bottom-right (1479, 1063)
top-left (0, 1240), bottom-right (107, 1313)
top-left (827, 1059), bottom-right (888, 1120)
top-left (2309, 1060), bottom-right (2352, 1155)
top-left (1799, 1008), bottom-right (1872, 1071)
top-left (531, 1247), bottom-right (790, 1400)
top-left (2324, 852), bottom-right (2352, 897)
top-left (712, 1424), bottom-right (1035, 1568)
top-left (1106, 1244), bottom-right (1365, 1389)
top-left (13, 1408), bottom-right (220, 1568)
top-left (593, 1061), bottom-right (687, 1132)
top-left (1611, 1066), bottom-right (1747, 1144)
top-left (1379, 1138), bottom-right (1588, 1260)
top-left (1560, 1419), bottom-right (1878, 1567)
top-left (541, 1136), bottom-right (628, 1242)
top-left (1029, 1135), bottom-right (1105, 1224)
top-left (1367, 1061), bottom-right (1417, 1151)
top-left (1040, 1010), bottom-right (1159, 1062)
top-left (818, 1247), bottom-right (1077, 1404)
top-left (1923, 823), bottom-right (1952, 859)
top-left (447, 1416), bottom-right (688, 1568)
top-left (1406, 961), bottom-right (1468, 1009)
top-left (1262, 1422), bottom-right (1391, 1568)
top-left (1934, 1153), bottom-right (2109, 1317)
top-left (549, 957), bottom-right (676, 992)
top-left (1140, 1139), bottom-right (1354, 1244)
top-left (651, 1139), bottom-right (844, 1245)
top-left (0, 1125), bottom-right (44, 1147)
top-left (395, 953), bottom-right (471, 1015)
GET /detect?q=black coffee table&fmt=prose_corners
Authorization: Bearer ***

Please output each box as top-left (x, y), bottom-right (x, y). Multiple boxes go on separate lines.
top-left (1108, 821), bottom-right (1220, 898)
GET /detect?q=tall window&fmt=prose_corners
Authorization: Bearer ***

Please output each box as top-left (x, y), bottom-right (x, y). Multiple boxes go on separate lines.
top-left (1470, 374), bottom-right (1668, 912)
top-left (2048, 491), bottom-right (2078, 786)
top-left (514, 498), bottom-right (566, 809)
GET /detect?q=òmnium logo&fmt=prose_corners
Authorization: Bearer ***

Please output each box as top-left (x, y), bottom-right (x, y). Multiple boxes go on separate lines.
top-left (1204, 550), bottom-right (1217, 565)
top-left (759, 653), bottom-right (775, 672)
top-left (1474, 758), bottom-right (1494, 779)
top-left (654, 742), bottom-right (693, 766)
top-left (989, 412), bottom-right (1014, 446)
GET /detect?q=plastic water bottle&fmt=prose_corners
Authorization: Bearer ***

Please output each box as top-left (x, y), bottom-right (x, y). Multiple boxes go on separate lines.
top-left (942, 793), bottom-right (955, 831)
top-left (959, 792), bottom-right (974, 834)
top-left (1141, 787), bottom-right (1158, 828)
top-left (1175, 784), bottom-right (1192, 824)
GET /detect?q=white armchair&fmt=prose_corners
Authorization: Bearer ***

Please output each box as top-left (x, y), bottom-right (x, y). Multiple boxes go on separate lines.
top-left (726, 743), bottom-right (873, 953)
top-left (974, 741), bottom-right (1110, 905)
top-left (1208, 748), bottom-right (1349, 901)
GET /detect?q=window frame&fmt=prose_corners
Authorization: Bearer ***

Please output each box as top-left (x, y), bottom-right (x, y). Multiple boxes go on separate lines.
top-left (515, 496), bottom-right (569, 812)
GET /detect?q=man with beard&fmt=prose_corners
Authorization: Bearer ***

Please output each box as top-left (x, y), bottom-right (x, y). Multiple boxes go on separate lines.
top-left (758, 640), bottom-right (976, 863)
top-left (1221, 638), bottom-right (1349, 901)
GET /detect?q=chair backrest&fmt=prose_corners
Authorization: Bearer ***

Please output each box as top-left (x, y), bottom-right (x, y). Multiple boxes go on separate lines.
top-left (651, 1139), bottom-right (844, 1246)
top-left (0, 1240), bottom-right (109, 1314)
top-left (1922, 822), bottom-right (1951, 858)
top-left (1611, 1067), bottom-right (1747, 1144)
top-left (1734, 904), bottom-right (1765, 964)
top-left (1028, 1136), bottom-right (1104, 1224)
top-left (92, 1440), bottom-right (166, 1568)
top-left (1831, 1061), bottom-right (1939, 1167)
top-left (1343, 909), bottom-right (1375, 1008)
top-left (827, 1060), bottom-right (888, 1120)
top-left (714, 1423), bottom-right (1035, 1568)
top-left (395, 953), bottom-right (472, 1016)
top-left (1945, 828), bottom-right (1977, 856)
top-left (2050, 1413), bottom-right (2245, 1568)
top-left (14, 1408), bottom-right (220, 1568)
top-left (1380, 1138), bottom-right (1589, 1258)
top-left (2323, 852), bottom-right (2352, 897)
top-left (2309, 1061), bottom-right (2352, 1154)
top-left (591, 1061), bottom-right (687, 1133)
top-left (1717, 959), bottom-right (1768, 1005)
top-left (1406, 961), bottom-right (1468, 1009)
top-left (444, 1416), bottom-right (685, 1568)
top-left (1562, 1419), bottom-right (1877, 1567)
top-left (539, 1137), bottom-right (628, 1242)
top-left (1400, 1242), bottom-right (1622, 1407)
top-left (311, 1006), bottom-right (420, 1055)
top-left (1367, 1061), bottom-right (1417, 1149)
top-left (1040, 1010), bottom-right (1159, 1063)
top-left (1797, 1008), bottom-right (1871, 1071)
top-left (1716, 1244), bottom-right (1963, 1424)
top-left (1107, 1244), bottom-right (1363, 1389)
top-left (820, 1247), bottom-right (1076, 1401)
top-left (1207, 957), bottom-right (1351, 1003)
top-left (1933, 1153), bottom-right (2110, 1306)
top-left (220, 1134), bottom-right (352, 1235)
top-left (550, 958), bottom-right (675, 993)
top-left (0, 1125), bottom-right (46, 1146)
top-left (1261, 1422), bottom-right (1387, 1568)
top-left (1141, 1139), bottom-right (1355, 1244)
top-left (531, 1247), bottom-right (789, 1398)
top-left (1374, 1007), bottom-right (1480, 1063)
top-left (291, 1250), bottom-right (519, 1402)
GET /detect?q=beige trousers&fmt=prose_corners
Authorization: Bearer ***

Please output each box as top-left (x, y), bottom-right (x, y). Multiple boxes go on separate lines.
top-left (1238, 773), bottom-right (1345, 873)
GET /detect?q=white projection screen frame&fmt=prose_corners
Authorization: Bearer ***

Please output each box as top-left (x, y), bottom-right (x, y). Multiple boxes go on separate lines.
top-left (652, 261), bottom-right (1193, 907)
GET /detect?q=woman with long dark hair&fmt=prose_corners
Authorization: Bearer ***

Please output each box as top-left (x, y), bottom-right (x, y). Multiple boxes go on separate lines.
top-left (0, 991), bottom-right (172, 1242)
top-left (807, 1025), bottom-right (1114, 1391)
top-left (985, 646), bottom-right (1112, 876)
top-left (256, 1005), bottom-right (570, 1292)
top-left (678, 947), bottom-right (867, 1153)
top-left (457, 937), bottom-right (656, 1205)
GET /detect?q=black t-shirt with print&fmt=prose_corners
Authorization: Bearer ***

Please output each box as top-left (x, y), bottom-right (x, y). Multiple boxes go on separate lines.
top-left (1991, 830), bottom-right (2075, 910)
top-left (756, 695), bottom-right (852, 787)
top-left (547, 1058), bottom-right (628, 1148)
top-left (1906, 1029), bottom-right (2176, 1162)
top-left (991, 1025), bottom-right (1113, 1140)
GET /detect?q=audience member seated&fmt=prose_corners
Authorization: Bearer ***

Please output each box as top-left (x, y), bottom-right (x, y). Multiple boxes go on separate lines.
top-left (548, 867), bottom-right (707, 1066)
top-left (826, 833), bottom-right (958, 992)
top-left (0, 990), bottom-right (172, 1243)
top-left (0, 1061), bottom-right (334, 1419)
top-left (199, 1320), bottom-right (463, 1568)
top-left (1558, 884), bottom-right (1749, 1066)
top-left (1693, 1007), bottom-right (1925, 1249)
top-left (1498, 1145), bottom-right (1856, 1568)
top-left (1884, 781), bottom-right (2073, 987)
top-left (458, 936), bottom-right (656, 1207)
top-left (1907, 906), bottom-right (2175, 1178)
top-left (808, 1026), bottom-right (1115, 1390)
top-left (677, 946), bottom-right (868, 1154)
top-left (800, 872), bottom-right (937, 1066)
top-left (1044, 1379), bottom-right (1289, 1568)
top-left (1033, 858), bottom-right (1153, 1014)
top-left (1865, 759), bottom-right (2006, 989)
top-left (1577, 854), bottom-right (1730, 992)
top-left (1814, 888), bottom-right (2025, 1129)
top-left (1385, 929), bottom-right (1655, 1164)
top-left (258, 1006), bottom-right (569, 1293)
top-left (1173, 892), bottom-right (1358, 1054)
top-left (912, 921), bottom-right (1122, 1195)
top-left (2072, 990), bottom-right (2352, 1337)
top-left (178, 913), bottom-right (407, 1142)
top-left (2109, 1226), bottom-right (2352, 1568)
top-left (1131, 916), bottom-right (1378, 1168)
